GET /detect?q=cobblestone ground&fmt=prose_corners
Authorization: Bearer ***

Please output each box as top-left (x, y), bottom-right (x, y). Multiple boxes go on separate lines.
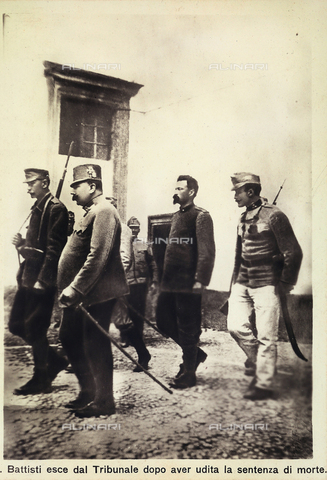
top-left (4, 326), bottom-right (312, 460)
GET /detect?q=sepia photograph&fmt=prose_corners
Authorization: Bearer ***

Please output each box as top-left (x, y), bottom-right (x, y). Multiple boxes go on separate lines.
top-left (1, 0), bottom-right (326, 478)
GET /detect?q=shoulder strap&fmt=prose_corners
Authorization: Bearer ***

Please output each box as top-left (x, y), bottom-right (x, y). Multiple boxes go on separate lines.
top-left (37, 195), bottom-right (53, 243)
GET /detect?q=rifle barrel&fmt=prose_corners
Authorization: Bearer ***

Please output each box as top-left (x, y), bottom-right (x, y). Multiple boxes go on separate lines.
top-left (56, 141), bottom-right (74, 199)
top-left (272, 179), bottom-right (286, 205)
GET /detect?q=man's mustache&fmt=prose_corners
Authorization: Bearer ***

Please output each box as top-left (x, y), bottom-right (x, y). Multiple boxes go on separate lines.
top-left (173, 194), bottom-right (180, 204)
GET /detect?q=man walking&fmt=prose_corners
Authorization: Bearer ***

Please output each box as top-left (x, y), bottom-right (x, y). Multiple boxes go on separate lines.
top-left (228, 172), bottom-right (302, 400)
top-left (122, 216), bottom-right (158, 371)
top-left (106, 202), bottom-right (152, 372)
top-left (156, 175), bottom-right (215, 389)
top-left (58, 164), bottom-right (128, 417)
top-left (9, 168), bottom-right (69, 395)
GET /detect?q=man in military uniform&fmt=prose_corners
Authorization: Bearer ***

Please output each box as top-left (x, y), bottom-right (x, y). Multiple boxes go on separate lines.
top-left (121, 216), bottom-right (159, 371)
top-left (228, 172), bottom-right (303, 400)
top-left (105, 200), bottom-right (152, 371)
top-left (9, 168), bottom-right (69, 395)
top-left (156, 175), bottom-right (216, 389)
top-left (58, 165), bottom-right (129, 417)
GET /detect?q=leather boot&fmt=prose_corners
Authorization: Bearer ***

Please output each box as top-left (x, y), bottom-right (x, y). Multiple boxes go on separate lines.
top-left (244, 387), bottom-right (274, 401)
top-left (65, 390), bottom-right (94, 409)
top-left (47, 349), bottom-right (69, 383)
top-left (14, 368), bottom-right (52, 395)
top-left (175, 347), bottom-right (207, 379)
top-left (64, 372), bottom-right (95, 408)
top-left (73, 371), bottom-right (115, 417)
top-left (74, 401), bottom-right (116, 418)
top-left (171, 346), bottom-right (197, 389)
top-left (123, 326), bottom-right (151, 372)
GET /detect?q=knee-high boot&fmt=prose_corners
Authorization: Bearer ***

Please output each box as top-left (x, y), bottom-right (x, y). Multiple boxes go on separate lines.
top-left (123, 325), bottom-right (151, 372)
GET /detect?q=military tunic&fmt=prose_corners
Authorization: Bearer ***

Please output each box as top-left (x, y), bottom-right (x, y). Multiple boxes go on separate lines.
top-left (157, 203), bottom-right (215, 350)
top-left (58, 198), bottom-right (129, 407)
top-left (9, 192), bottom-right (68, 370)
top-left (228, 200), bottom-right (303, 390)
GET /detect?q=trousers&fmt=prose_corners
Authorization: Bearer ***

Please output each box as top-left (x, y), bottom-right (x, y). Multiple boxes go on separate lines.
top-left (8, 287), bottom-right (62, 371)
top-left (156, 291), bottom-right (202, 348)
top-left (227, 282), bottom-right (280, 389)
top-left (59, 299), bottom-right (116, 406)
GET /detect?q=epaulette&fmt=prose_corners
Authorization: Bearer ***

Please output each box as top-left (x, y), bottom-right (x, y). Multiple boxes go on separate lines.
top-left (194, 205), bottom-right (209, 214)
top-left (51, 196), bottom-right (60, 204)
top-left (262, 202), bottom-right (274, 209)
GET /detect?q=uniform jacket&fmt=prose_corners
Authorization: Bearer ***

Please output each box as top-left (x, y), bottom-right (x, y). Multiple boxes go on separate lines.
top-left (58, 198), bottom-right (129, 306)
top-left (161, 203), bottom-right (215, 293)
top-left (232, 201), bottom-right (303, 288)
top-left (126, 240), bottom-right (159, 286)
top-left (17, 192), bottom-right (68, 289)
top-left (120, 223), bottom-right (133, 273)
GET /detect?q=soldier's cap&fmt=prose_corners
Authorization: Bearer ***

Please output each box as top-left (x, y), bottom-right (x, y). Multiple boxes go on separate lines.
top-left (106, 196), bottom-right (117, 209)
top-left (127, 216), bottom-right (140, 227)
top-left (70, 164), bottom-right (102, 187)
top-left (231, 172), bottom-right (261, 191)
top-left (23, 168), bottom-right (50, 183)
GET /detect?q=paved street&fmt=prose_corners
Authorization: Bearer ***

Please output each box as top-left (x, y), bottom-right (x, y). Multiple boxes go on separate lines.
top-left (4, 325), bottom-right (312, 460)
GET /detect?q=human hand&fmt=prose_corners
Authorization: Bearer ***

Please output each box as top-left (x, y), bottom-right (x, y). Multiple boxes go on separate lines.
top-left (59, 286), bottom-right (80, 307)
top-left (12, 233), bottom-right (23, 247)
top-left (279, 282), bottom-right (294, 295)
top-left (193, 281), bottom-right (204, 294)
top-left (33, 281), bottom-right (46, 293)
top-left (148, 281), bottom-right (158, 294)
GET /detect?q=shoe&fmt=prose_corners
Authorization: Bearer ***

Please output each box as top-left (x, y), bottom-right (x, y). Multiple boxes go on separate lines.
top-left (65, 391), bottom-right (94, 409)
top-left (48, 356), bottom-right (69, 382)
top-left (244, 359), bottom-right (256, 376)
top-left (244, 387), bottom-right (274, 401)
top-left (170, 372), bottom-right (196, 389)
top-left (133, 351), bottom-right (151, 372)
top-left (73, 401), bottom-right (116, 418)
top-left (14, 375), bottom-right (52, 395)
top-left (175, 348), bottom-right (207, 379)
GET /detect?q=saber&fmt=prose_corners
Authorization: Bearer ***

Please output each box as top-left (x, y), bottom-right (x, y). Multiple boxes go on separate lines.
top-left (78, 304), bottom-right (173, 395)
top-left (278, 285), bottom-right (308, 362)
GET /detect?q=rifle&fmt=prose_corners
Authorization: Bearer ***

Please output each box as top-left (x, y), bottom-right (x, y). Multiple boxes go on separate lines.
top-left (56, 141), bottom-right (74, 198)
top-left (272, 179), bottom-right (286, 205)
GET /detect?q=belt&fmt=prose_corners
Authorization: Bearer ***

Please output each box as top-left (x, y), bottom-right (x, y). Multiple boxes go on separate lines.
top-left (241, 257), bottom-right (273, 268)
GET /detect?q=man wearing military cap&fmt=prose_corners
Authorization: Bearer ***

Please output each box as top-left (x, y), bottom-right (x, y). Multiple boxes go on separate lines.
top-left (58, 164), bottom-right (129, 417)
top-left (228, 172), bottom-right (303, 400)
top-left (119, 216), bottom-right (158, 371)
top-left (9, 168), bottom-right (69, 395)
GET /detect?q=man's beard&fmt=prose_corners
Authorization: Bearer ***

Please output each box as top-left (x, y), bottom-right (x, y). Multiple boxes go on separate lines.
top-left (173, 194), bottom-right (180, 204)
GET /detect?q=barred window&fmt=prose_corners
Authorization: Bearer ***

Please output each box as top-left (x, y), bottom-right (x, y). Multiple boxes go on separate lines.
top-left (59, 97), bottom-right (113, 160)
